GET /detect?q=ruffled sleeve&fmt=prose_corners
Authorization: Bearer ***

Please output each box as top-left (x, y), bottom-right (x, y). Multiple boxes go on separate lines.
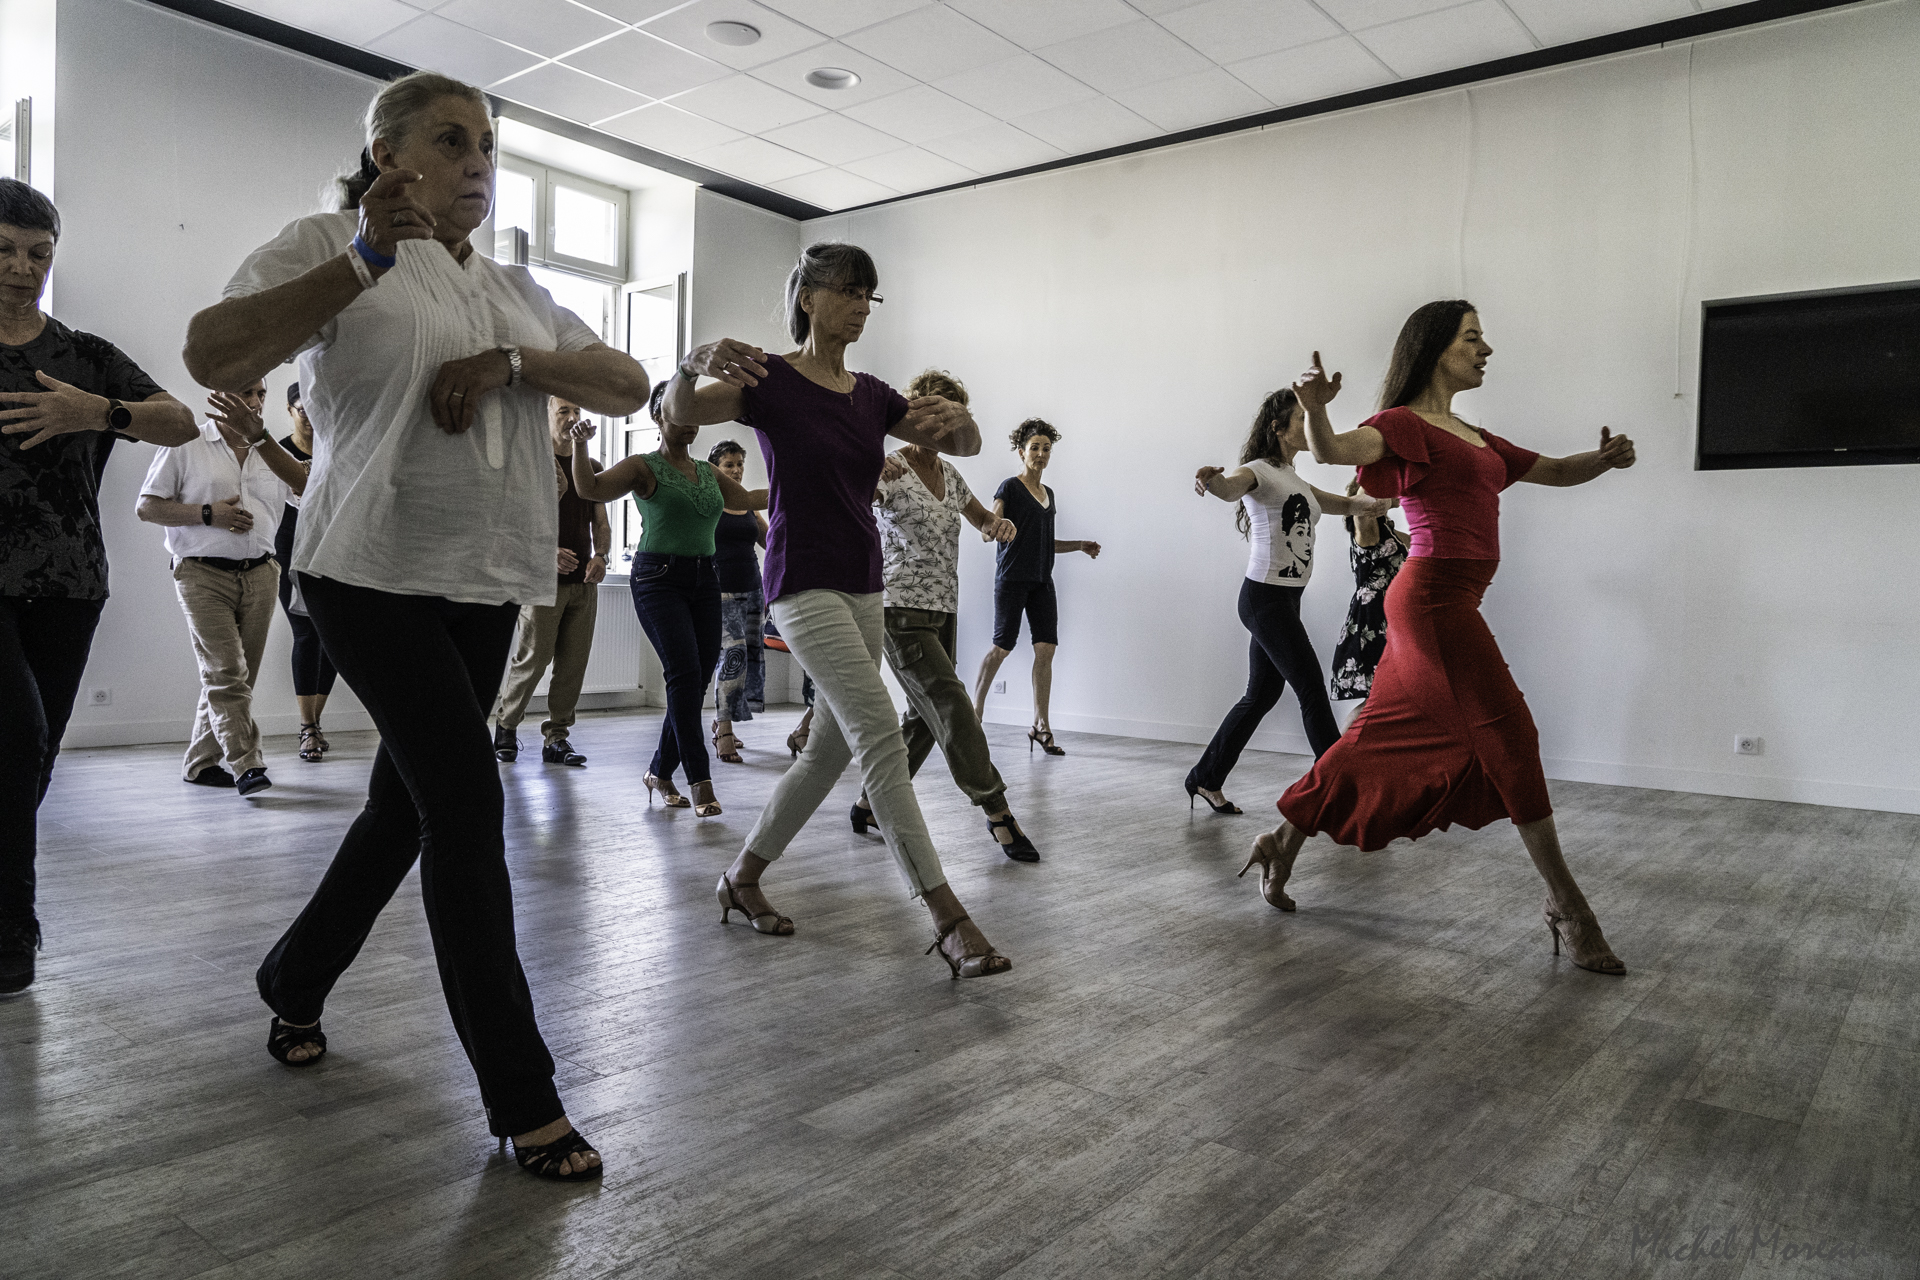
top-left (1483, 430), bottom-right (1541, 490)
top-left (1355, 407), bottom-right (1431, 499)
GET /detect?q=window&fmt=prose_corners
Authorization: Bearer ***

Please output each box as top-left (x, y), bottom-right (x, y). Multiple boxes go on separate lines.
top-left (490, 155), bottom-right (627, 285)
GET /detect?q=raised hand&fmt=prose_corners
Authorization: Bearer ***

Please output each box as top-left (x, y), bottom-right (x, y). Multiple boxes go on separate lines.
top-left (208, 389), bottom-right (264, 445)
top-left (429, 349), bottom-right (512, 434)
top-left (557, 547), bottom-right (580, 575)
top-left (899, 395), bottom-right (974, 446)
top-left (1195, 465), bottom-right (1226, 496)
top-left (684, 338), bottom-right (768, 388)
top-left (1292, 350), bottom-right (1343, 410)
top-left (0, 371), bottom-right (115, 450)
top-left (211, 494), bottom-right (253, 534)
top-left (879, 454), bottom-right (908, 483)
top-left (356, 168), bottom-right (435, 262)
top-left (1597, 426), bottom-right (1636, 470)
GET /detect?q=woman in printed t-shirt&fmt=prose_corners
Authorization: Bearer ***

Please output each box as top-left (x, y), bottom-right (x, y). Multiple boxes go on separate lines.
top-left (968, 419), bottom-right (1101, 757)
top-left (1186, 387), bottom-right (1390, 816)
top-left (664, 242), bottom-right (1013, 980)
top-left (1243, 308), bottom-right (1637, 977)
top-left (184, 72), bottom-right (650, 1180)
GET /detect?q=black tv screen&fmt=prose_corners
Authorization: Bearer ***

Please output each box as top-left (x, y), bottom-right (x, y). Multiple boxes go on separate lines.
top-left (1697, 281), bottom-right (1920, 470)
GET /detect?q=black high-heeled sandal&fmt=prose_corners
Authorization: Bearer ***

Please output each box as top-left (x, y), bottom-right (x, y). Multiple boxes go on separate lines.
top-left (266, 1016), bottom-right (327, 1067)
top-left (298, 724), bottom-right (325, 763)
top-left (1185, 777), bottom-right (1242, 814)
top-left (850, 802), bottom-right (875, 835)
top-left (926, 916), bottom-right (1012, 980)
top-left (1027, 727), bottom-right (1065, 756)
top-left (986, 813), bottom-right (1040, 862)
top-left (504, 1127), bottom-right (603, 1182)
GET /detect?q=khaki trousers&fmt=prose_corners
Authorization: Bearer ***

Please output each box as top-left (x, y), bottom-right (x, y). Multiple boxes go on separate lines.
top-left (173, 557), bottom-right (279, 778)
top-left (493, 581), bottom-right (599, 742)
top-left (883, 607), bottom-right (1008, 814)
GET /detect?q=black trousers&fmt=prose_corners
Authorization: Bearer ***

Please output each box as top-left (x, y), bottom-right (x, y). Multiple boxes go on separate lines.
top-left (0, 595), bottom-right (105, 922)
top-left (629, 553), bottom-right (722, 786)
top-left (276, 566), bottom-right (338, 698)
top-left (1190, 578), bottom-right (1342, 792)
top-left (256, 574), bottom-right (561, 1136)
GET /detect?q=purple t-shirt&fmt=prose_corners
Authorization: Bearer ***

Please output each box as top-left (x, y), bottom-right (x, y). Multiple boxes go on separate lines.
top-left (737, 354), bottom-right (910, 602)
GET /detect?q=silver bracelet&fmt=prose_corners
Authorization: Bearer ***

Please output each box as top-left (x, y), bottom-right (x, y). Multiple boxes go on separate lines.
top-left (345, 246), bottom-right (376, 291)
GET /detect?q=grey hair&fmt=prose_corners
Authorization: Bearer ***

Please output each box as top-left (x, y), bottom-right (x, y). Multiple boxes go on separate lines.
top-left (335, 71), bottom-right (489, 209)
top-left (0, 177), bottom-right (59, 242)
top-left (783, 242), bottom-right (879, 344)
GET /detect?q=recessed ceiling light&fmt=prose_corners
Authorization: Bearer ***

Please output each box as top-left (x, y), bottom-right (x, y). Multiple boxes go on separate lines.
top-left (805, 67), bottom-right (860, 90)
top-left (706, 21), bottom-right (761, 46)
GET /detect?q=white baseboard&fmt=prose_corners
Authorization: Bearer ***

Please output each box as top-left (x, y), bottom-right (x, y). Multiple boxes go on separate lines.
top-left (983, 709), bottom-right (1920, 817)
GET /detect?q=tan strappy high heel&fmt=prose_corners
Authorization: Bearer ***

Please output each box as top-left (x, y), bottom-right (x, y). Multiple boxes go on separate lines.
top-left (717, 873), bottom-right (794, 935)
top-left (1237, 833), bottom-right (1296, 911)
top-left (645, 773), bottom-right (690, 808)
top-left (926, 916), bottom-right (1012, 979)
top-left (1544, 897), bottom-right (1626, 975)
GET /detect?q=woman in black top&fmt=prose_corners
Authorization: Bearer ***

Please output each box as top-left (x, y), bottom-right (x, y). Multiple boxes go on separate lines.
top-left (0, 179), bottom-right (197, 993)
top-left (1328, 479), bottom-right (1409, 703)
top-left (273, 382), bottom-right (338, 762)
top-left (969, 419), bottom-right (1099, 756)
top-left (708, 439), bottom-right (767, 763)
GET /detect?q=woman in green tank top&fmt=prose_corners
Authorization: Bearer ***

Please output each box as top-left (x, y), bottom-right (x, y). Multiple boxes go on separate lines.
top-left (571, 383), bottom-right (764, 816)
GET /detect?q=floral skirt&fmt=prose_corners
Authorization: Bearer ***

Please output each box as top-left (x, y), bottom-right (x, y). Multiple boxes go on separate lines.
top-left (715, 588), bottom-right (767, 721)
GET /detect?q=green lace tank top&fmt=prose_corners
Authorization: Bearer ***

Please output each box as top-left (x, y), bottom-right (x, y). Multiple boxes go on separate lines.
top-left (636, 451), bottom-right (723, 557)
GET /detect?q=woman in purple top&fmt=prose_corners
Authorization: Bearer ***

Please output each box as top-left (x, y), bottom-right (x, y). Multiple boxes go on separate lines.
top-left (664, 242), bottom-right (1011, 979)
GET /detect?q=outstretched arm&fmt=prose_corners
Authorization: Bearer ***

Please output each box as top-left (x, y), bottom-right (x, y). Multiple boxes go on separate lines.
top-left (890, 396), bottom-right (981, 457)
top-left (0, 376), bottom-right (196, 449)
top-left (663, 339), bottom-right (765, 426)
top-left (1310, 485), bottom-right (1390, 518)
top-left (717, 472), bottom-right (768, 512)
top-left (964, 495), bottom-right (1016, 543)
top-left (1294, 351), bottom-right (1385, 467)
top-left (1519, 427), bottom-right (1637, 486)
top-left (571, 436), bottom-right (655, 503)
top-left (1056, 538), bottom-right (1100, 558)
top-left (1195, 465), bottom-right (1257, 501)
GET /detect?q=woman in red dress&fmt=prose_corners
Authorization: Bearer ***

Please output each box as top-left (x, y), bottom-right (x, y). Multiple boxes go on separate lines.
top-left (1243, 301), bottom-right (1636, 975)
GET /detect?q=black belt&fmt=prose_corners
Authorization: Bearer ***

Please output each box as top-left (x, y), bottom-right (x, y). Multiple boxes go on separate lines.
top-left (188, 553), bottom-right (275, 572)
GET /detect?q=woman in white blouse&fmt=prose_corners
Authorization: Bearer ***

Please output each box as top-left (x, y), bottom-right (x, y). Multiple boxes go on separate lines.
top-left (184, 72), bottom-right (648, 1182)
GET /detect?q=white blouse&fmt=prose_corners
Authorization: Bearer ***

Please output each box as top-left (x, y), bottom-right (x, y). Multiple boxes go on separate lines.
top-left (222, 212), bottom-right (599, 606)
top-left (1241, 457), bottom-right (1321, 586)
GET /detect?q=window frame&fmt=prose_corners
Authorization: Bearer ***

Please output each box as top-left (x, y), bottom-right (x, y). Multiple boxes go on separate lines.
top-left (490, 153), bottom-right (629, 285)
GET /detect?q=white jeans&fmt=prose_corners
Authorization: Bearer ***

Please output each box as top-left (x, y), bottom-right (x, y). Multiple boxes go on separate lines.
top-left (745, 589), bottom-right (948, 898)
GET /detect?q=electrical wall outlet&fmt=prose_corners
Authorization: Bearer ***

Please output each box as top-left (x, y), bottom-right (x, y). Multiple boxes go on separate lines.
top-left (1734, 735), bottom-right (1762, 756)
top-left (993, 680), bottom-right (1006, 694)
top-left (87, 687), bottom-right (111, 706)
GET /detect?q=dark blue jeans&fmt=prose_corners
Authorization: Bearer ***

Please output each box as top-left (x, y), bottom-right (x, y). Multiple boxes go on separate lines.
top-left (0, 595), bottom-right (105, 923)
top-left (630, 553), bottom-right (722, 786)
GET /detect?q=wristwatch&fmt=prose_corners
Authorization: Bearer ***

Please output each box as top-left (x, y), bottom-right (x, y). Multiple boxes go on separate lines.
top-left (498, 344), bottom-right (522, 387)
top-left (104, 398), bottom-right (132, 433)
top-left (202, 503), bottom-right (214, 526)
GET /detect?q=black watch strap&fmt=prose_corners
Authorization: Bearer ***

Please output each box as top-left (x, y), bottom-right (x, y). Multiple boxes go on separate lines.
top-left (105, 398), bottom-right (133, 432)
top-left (202, 503), bottom-right (213, 526)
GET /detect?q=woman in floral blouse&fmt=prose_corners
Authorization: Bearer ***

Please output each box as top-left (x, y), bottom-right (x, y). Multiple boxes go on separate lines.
top-left (1328, 480), bottom-right (1409, 703)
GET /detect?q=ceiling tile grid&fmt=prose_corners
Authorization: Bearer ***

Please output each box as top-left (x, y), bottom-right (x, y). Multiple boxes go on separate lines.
top-left (216, 0), bottom-right (1740, 212)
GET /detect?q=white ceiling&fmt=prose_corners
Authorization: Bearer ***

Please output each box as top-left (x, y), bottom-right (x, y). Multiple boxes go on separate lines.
top-left (223, 0), bottom-right (1759, 212)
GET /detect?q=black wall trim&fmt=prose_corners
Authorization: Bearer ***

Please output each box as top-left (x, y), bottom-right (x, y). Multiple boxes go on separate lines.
top-left (136, 0), bottom-right (831, 220)
top-left (139, 0), bottom-right (1859, 224)
top-left (837, 0), bottom-right (1864, 215)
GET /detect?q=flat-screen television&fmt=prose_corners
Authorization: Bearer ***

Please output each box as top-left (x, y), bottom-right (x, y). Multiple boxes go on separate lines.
top-left (1697, 281), bottom-right (1920, 470)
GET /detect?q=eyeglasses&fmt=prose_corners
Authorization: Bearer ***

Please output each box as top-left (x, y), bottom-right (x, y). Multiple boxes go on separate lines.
top-left (822, 284), bottom-right (883, 305)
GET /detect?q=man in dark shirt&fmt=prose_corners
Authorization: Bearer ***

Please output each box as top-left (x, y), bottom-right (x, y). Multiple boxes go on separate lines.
top-left (0, 179), bottom-right (197, 992)
top-left (491, 396), bottom-right (610, 766)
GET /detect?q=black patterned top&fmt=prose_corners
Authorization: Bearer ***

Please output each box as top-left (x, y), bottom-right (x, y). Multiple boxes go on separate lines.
top-left (1, 316), bottom-right (163, 599)
top-left (1329, 515), bottom-right (1409, 701)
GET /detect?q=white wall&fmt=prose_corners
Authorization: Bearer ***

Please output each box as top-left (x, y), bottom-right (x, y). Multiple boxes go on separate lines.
top-left (808, 0), bottom-right (1920, 815)
top-left (54, 0), bottom-right (379, 747)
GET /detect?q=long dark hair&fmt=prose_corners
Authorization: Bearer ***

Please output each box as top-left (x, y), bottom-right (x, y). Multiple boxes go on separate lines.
top-left (1379, 299), bottom-right (1476, 410)
top-left (1234, 388), bottom-right (1299, 541)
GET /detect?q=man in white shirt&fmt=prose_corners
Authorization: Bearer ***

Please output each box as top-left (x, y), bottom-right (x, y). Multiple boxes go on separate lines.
top-left (137, 380), bottom-right (304, 796)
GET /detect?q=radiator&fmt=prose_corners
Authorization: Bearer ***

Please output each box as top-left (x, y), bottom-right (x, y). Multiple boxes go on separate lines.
top-left (523, 582), bottom-right (644, 697)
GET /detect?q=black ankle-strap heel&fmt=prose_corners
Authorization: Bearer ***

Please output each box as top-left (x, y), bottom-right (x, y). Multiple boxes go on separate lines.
top-left (986, 814), bottom-right (1040, 862)
top-left (266, 1016), bottom-right (327, 1067)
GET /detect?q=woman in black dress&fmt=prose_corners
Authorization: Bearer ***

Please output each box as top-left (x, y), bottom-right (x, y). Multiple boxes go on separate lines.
top-left (1327, 480), bottom-right (1409, 704)
top-left (708, 439), bottom-right (767, 763)
top-left (969, 419), bottom-right (1099, 755)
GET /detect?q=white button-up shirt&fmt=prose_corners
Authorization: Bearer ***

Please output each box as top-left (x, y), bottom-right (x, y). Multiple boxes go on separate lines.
top-left (139, 422), bottom-right (291, 561)
top-left (222, 212), bottom-right (600, 606)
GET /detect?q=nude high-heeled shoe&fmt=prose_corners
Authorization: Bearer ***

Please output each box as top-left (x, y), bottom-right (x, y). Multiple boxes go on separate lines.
top-left (717, 873), bottom-right (794, 935)
top-left (1544, 897), bottom-right (1625, 975)
top-left (691, 780), bottom-right (722, 818)
top-left (645, 773), bottom-right (690, 808)
top-left (1237, 832), bottom-right (1296, 911)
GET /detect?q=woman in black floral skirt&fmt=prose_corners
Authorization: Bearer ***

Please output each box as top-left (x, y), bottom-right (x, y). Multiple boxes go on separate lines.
top-left (1328, 479), bottom-right (1410, 703)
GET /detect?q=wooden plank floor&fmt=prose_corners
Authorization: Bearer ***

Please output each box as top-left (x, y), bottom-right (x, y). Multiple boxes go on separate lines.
top-left (3, 708), bottom-right (1915, 1279)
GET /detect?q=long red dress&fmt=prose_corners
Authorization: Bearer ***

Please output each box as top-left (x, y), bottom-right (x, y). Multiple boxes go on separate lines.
top-left (1278, 408), bottom-right (1552, 851)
